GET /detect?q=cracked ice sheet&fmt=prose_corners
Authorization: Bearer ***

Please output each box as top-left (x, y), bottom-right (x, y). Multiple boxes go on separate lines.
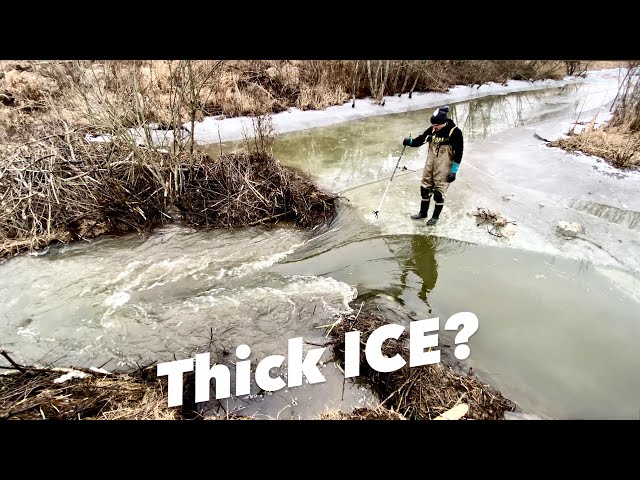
top-left (346, 119), bottom-right (640, 302)
top-left (190, 67), bottom-right (639, 301)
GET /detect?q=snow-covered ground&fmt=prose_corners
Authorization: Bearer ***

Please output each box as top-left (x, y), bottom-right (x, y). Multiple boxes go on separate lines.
top-left (99, 67), bottom-right (636, 304)
top-left (190, 67), bottom-right (640, 303)
top-left (191, 69), bottom-right (624, 143)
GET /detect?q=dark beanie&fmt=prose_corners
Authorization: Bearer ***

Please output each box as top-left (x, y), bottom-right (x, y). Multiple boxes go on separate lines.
top-left (430, 105), bottom-right (449, 125)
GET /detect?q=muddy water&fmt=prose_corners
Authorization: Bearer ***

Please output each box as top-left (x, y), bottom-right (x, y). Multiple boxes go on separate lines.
top-left (271, 205), bottom-right (640, 420)
top-left (2, 75), bottom-right (639, 419)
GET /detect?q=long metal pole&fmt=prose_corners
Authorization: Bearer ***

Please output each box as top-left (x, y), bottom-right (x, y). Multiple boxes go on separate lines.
top-left (372, 144), bottom-right (407, 218)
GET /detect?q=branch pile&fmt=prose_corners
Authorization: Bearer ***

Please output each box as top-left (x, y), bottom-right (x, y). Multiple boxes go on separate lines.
top-left (178, 151), bottom-right (336, 229)
top-left (469, 207), bottom-right (517, 238)
top-left (0, 351), bottom-right (190, 420)
top-left (0, 124), bottom-right (337, 259)
top-left (327, 307), bottom-right (517, 420)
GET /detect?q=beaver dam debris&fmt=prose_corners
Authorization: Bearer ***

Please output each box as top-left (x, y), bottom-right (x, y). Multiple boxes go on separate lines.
top-left (324, 306), bottom-right (518, 420)
top-left (0, 351), bottom-right (190, 420)
top-left (2, 303), bottom-right (520, 420)
top-left (177, 151), bottom-right (336, 229)
top-left (469, 207), bottom-right (517, 238)
top-left (0, 127), bottom-right (337, 260)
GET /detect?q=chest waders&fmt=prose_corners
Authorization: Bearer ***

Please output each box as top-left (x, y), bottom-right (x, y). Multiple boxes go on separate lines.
top-left (411, 126), bottom-right (458, 225)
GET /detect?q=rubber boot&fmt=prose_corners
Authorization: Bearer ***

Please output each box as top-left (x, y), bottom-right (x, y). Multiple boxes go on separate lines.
top-left (411, 187), bottom-right (431, 220)
top-left (426, 203), bottom-right (443, 225)
top-left (411, 200), bottom-right (430, 220)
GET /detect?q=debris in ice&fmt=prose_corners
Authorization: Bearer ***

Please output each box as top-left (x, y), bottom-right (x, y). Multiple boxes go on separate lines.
top-left (556, 221), bottom-right (585, 238)
top-left (89, 367), bottom-right (111, 374)
top-left (468, 207), bottom-right (516, 238)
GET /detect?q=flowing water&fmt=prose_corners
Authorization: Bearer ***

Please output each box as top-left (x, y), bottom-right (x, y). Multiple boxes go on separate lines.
top-left (2, 70), bottom-right (639, 419)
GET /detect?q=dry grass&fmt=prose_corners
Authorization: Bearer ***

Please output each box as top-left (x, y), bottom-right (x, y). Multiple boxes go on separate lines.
top-left (550, 126), bottom-right (640, 169)
top-left (0, 352), bottom-right (184, 420)
top-left (320, 405), bottom-right (407, 420)
top-left (1, 60), bottom-right (601, 141)
top-left (588, 61), bottom-right (631, 71)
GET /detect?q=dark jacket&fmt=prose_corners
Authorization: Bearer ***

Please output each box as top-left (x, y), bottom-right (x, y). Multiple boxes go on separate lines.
top-left (410, 119), bottom-right (464, 165)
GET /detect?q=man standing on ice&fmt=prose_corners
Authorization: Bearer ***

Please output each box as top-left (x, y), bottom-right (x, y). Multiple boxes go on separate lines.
top-left (403, 105), bottom-right (464, 225)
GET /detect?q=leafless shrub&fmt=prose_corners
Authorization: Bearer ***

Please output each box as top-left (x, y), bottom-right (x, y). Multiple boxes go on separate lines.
top-left (0, 124), bottom-right (169, 258)
top-left (242, 113), bottom-right (277, 155)
top-left (609, 61), bottom-right (640, 133)
top-left (177, 151), bottom-right (336, 230)
top-left (564, 61), bottom-right (594, 77)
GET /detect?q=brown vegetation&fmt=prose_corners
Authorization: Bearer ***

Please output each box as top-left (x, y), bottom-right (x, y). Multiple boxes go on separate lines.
top-left (0, 126), bottom-right (336, 259)
top-left (1, 302), bottom-right (518, 421)
top-left (549, 62), bottom-right (640, 168)
top-left (549, 126), bottom-right (640, 169)
top-left (178, 151), bottom-right (336, 229)
top-left (0, 61), bottom-right (339, 260)
top-left (1, 60), bottom-right (598, 261)
top-left (1, 59), bottom-right (633, 420)
top-left (0, 60), bottom-right (589, 143)
top-left (325, 305), bottom-right (517, 420)
top-left (0, 351), bottom-right (184, 420)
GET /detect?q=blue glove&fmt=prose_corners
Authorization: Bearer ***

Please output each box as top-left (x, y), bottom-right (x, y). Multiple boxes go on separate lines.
top-left (447, 162), bottom-right (460, 182)
top-left (403, 137), bottom-right (412, 146)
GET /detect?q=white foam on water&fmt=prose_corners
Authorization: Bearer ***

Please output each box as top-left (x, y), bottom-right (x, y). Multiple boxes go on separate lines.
top-left (189, 274), bottom-right (357, 315)
top-left (110, 260), bottom-right (142, 283)
top-left (224, 241), bottom-right (307, 279)
top-left (103, 291), bottom-right (130, 308)
top-left (17, 327), bottom-right (39, 337)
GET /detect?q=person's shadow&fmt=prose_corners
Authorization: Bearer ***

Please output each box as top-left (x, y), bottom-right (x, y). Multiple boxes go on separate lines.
top-left (399, 235), bottom-right (438, 312)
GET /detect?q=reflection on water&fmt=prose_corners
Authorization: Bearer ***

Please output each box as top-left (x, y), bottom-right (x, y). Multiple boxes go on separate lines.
top-left (275, 224), bottom-right (640, 420)
top-left (399, 235), bottom-right (438, 311)
top-left (3, 76), bottom-right (636, 419)
top-left (202, 83), bottom-right (592, 195)
top-left (452, 84), bottom-right (583, 141)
